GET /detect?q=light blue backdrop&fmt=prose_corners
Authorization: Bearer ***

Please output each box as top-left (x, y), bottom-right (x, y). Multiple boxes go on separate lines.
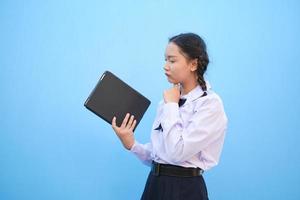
top-left (1, 0), bottom-right (299, 199)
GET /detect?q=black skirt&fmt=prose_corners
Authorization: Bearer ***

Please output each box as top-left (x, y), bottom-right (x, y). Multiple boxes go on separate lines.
top-left (141, 171), bottom-right (209, 200)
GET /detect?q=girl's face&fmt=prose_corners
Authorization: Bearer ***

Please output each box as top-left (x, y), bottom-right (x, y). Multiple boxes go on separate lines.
top-left (164, 42), bottom-right (198, 84)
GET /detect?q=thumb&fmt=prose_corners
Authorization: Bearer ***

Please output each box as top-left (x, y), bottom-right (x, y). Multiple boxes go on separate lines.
top-left (173, 83), bottom-right (181, 90)
top-left (112, 116), bottom-right (119, 131)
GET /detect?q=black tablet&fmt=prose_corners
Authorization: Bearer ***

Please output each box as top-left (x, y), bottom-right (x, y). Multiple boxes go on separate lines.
top-left (84, 71), bottom-right (151, 130)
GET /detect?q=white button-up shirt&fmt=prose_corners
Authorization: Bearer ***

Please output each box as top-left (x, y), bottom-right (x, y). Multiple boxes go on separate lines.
top-left (130, 82), bottom-right (228, 171)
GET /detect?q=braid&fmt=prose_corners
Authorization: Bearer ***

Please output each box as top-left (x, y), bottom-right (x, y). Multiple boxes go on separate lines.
top-left (197, 73), bottom-right (207, 91)
top-left (196, 51), bottom-right (209, 91)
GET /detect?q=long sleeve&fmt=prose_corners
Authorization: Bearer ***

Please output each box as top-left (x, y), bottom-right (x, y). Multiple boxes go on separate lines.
top-left (130, 140), bottom-right (153, 166)
top-left (129, 101), bottom-right (165, 166)
top-left (159, 95), bottom-right (228, 164)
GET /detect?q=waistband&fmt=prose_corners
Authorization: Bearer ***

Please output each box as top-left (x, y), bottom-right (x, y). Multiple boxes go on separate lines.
top-left (151, 161), bottom-right (204, 177)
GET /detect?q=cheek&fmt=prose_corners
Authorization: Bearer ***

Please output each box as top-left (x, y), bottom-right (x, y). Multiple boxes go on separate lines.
top-left (170, 62), bottom-right (181, 72)
top-left (170, 65), bottom-right (179, 76)
top-left (172, 62), bottom-right (186, 75)
top-left (169, 68), bottom-right (183, 82)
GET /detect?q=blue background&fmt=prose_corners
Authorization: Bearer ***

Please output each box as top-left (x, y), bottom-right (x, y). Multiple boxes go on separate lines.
top-left (1, 0), bottom-right (299, 199)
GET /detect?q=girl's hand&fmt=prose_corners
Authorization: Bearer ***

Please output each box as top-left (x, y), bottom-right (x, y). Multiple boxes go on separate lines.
top-left (163, 84), bottom-right (181, 103)
top-left (111, 113), bottom-right (136, 150)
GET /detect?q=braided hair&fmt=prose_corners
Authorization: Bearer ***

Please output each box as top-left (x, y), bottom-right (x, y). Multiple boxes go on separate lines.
top-left (169, 33), bottom-right (209, 91)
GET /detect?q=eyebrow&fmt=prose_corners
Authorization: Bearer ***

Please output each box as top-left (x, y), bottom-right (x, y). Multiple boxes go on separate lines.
top-left (164, 55), bottom-right (178, 58)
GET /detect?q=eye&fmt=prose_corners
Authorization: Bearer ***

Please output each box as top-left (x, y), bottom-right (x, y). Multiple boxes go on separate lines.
top-left (164, 58), bottom-right (176, 63)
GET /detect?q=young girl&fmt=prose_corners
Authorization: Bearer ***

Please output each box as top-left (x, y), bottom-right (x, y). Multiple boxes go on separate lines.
top-left (112, 33), bottom-right (228, 200)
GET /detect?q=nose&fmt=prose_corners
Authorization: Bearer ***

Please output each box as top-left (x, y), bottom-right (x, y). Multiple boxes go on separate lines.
top-left (164, 62), bottom-right (170, 71)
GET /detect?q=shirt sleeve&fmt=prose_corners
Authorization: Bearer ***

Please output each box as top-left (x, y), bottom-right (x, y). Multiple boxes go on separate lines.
top-left (160, 96), bottom-right (228, 164)
top-left (130, 140), bottom-right (153, 166)
top-left (129, 100), bottom-right (164, 166)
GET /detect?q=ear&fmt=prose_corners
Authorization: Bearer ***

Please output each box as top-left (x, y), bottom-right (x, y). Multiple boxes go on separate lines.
top-left (189, 58), bottom-right (198, 72)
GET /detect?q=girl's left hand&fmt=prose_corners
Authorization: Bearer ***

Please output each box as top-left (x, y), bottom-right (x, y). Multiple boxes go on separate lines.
top-left (163, 84), bottom-right (181, 103)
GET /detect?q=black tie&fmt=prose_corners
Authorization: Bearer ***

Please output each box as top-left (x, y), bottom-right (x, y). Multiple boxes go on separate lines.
top-left (178, 98), bottom-right (187, 107)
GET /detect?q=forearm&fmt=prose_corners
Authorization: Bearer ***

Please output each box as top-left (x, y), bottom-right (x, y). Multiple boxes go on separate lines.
top-left (130, 140), bottom-right (153, 166)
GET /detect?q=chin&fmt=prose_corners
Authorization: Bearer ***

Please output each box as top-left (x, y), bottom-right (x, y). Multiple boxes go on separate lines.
top-left (166, 77), bottom-right (174, 83)
top-left (166, 76), bottom-right (179, 84)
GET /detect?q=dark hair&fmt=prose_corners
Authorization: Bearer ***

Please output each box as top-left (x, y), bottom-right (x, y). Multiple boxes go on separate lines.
top-left (169, 33), bottom-right (209, 91)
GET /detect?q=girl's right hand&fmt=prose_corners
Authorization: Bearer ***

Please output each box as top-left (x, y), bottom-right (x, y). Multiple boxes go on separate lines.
top-left (163, 83), bottom-right (181, 103)
top-left (111, 113), bottom-right (136, 150)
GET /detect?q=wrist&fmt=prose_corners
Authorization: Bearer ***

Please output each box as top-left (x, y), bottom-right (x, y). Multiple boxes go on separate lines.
top-left (164, 99), bottom-right (179, 104)
top-left (122, 137), bottom-right (135, 150)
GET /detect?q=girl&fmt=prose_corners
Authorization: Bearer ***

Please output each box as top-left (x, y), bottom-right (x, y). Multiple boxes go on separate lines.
top-left (112, 33), bottom-right (228, 200)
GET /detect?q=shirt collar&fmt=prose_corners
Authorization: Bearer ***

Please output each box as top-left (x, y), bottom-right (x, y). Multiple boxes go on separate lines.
top-left (180, 80), bottom-right (211, 102)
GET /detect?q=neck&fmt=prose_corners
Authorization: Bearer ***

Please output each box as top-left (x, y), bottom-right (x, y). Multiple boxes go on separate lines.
top-left (181, 77), bottom-right (199, 95)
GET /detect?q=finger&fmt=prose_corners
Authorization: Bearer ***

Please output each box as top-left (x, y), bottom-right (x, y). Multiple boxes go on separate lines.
top-left (173, 83), bottom-right (181, 95)
top-left (121, 113), bottom-right (130, 128)
top-left (129, 120), bottom-right (137, 131)
top-left (174, 83), bottom-right (181, 90)
top-left (112, 116), bottom-right (116, 126)
top-left (112, 116), bottom-right (118, 130)
top-left (126, 115), bottom-right (134, 128)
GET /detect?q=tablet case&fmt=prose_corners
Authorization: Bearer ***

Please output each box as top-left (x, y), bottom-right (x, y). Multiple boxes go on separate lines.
top-left (84, 71), bottom-right (151, 130)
